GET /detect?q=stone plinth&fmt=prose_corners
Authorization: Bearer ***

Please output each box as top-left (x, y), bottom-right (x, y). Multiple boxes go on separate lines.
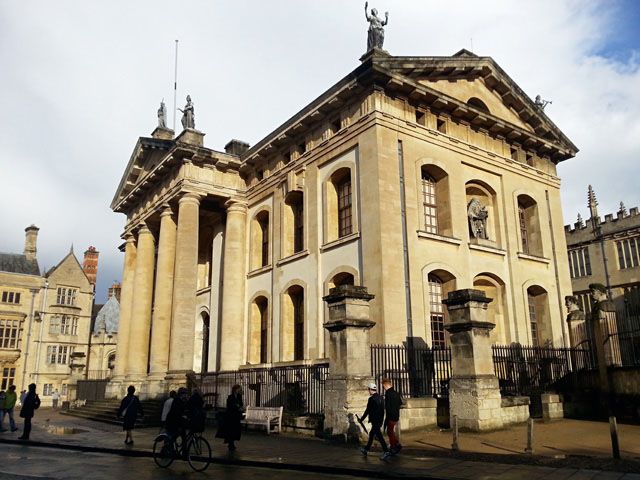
top-left (501, 396), bottom-right (530, 425)
top-left (541, 393), bottom-right (564, 420)
top-left (400, 397), bottom-right (438, 430)
top-left (151, 126), bottom-right (174, 140)
top-left (443, 289), bottom-right (505, 431)
top-left (175, 128), bottom-right (204, 146)
top-left (323, 285), bottom-right (376, 440)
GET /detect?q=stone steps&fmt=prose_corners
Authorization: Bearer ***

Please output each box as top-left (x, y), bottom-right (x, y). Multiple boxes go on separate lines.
top-left (61, 399), bottom-right (164, 427)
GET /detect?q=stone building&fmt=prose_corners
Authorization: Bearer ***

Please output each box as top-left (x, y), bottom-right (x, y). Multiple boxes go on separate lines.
top-left (565, 186), bottom-right (640, 316)
top-left (110, 48), bottom-right (577, 398)
top-left (87, 290), bottom-right (119, 380)
top-left (0, 226), bottom-right (96, 404)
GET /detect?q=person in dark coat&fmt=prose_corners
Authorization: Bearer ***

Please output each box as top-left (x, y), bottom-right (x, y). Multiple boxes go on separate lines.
top-left (18, 383), bottom-right (40, 440)
top-left (382, 378), bottom-right (403, 454)
top-left (118, 385), bottom-right (144, 445)
top-left (359, 382), bottom-right (390, 460)
top-left (186, 388), bottom-right (206, 433)
top-left (216, 384), bottom-right (243, 451)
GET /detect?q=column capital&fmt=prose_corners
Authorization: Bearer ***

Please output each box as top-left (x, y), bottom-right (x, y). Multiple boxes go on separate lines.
top-left (159, 204), bottom-right (175, 218)
top-left (123, 233), bottom-right (136, 244)
top-left (137, 223), bottom-right (153, 235)
top-left (225, 199), bottom-right (248, 214)
top-left (178, 192), bottom-right (201, 206)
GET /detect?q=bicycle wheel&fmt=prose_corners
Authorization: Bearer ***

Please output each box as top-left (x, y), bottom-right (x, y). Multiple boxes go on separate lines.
top-left (187, 435), bottom-right (212, 472)
top-left (153, 437), bottom-right (175, 468)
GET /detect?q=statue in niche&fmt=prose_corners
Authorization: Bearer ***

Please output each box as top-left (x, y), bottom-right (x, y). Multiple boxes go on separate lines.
top-left (179, 95), bottom-right (195, 129)
top-left (157, 99), bottom-right (167, 128)
top-left (467, 198), bottom-right (489, 240)
top-left (364, 2), bottom-right (388, 51)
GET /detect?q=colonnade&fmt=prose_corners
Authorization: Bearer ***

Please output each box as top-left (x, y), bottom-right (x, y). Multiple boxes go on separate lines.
top-left (110, 192), bottom-right (247, 397)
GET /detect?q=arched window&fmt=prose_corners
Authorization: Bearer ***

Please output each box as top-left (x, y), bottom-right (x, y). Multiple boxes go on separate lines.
top-left (517, 195), bottom-right (543, 257)
top-left (282, 285), bottom-right (305, 361)
top-left (420, 165), bottom-right (452, 236)
top-left (331, 272), bottom-right (355, 288)
top-left (251, 210), bottom-right (270, 269)
top-left (473, 273), bottom-right (508, 344)
top-left (526, 285), bottom-right (550, 346)
top-left (283, 191), bottom-right (304, 257)
top-left (428, 274), bottom-right (446, 348)
top-left (249, 296), bottom-right (269, 364)
top-left (326, 168), bottom-right (353, 242)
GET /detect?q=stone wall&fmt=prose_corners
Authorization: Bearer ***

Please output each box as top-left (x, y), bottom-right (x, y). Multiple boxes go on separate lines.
top-left (400, 397), bottom-right (438, 430)
top-left (501, 396), bottom-right (530, 425)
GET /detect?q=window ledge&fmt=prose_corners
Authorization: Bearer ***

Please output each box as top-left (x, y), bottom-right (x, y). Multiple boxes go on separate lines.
top-left (247, 265), bottom-right (272, 278)
top-left (320, 232), bottom-right (360, 253)
top-left (51, 304), bottom-right (81, 310)
top-left (417, 231), bottom-right (462, 245)
top-left (468, 242), bottom-right (506, 256)
top-left (517, 252), bottom-right (551, 264)
top-left (276, 250), bottom-right (310, 267)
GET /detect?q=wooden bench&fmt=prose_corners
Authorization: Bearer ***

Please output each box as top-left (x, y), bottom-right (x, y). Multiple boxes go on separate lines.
top-left (241, 406), bottom-right (283, 435)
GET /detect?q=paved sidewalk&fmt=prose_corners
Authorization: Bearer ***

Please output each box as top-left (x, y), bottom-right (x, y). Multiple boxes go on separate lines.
top-left (1, 409), bottom-right (640, 479)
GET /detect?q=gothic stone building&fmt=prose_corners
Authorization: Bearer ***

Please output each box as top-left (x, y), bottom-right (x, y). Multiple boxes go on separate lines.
top-left (565, 188), bottom-right (640, 318)
top-left (0, 226), bottom-right (96, 404)
top-left (110, 49), bottom-right (577, 398)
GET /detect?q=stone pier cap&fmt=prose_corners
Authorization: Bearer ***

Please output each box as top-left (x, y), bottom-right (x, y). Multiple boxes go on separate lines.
top-left (323, 285), bottom-right (375, 332)
top-left (442, 288), bottom-right (495, 332)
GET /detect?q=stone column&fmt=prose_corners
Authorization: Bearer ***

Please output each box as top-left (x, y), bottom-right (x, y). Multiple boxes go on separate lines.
top-left (443, 289), bottom-right (503, 431)
top-left (148, 206), bottom-right (177, 393)
top-left (167, 193), bottom-right (200, 386)
top-left (126, 224), bottom-right (156, 383)
top-left (108, 234), bottom-right (136, 396)
top-left (219, 200), bottom-right (247, 371)
top-left (322, 285), bottom-right (375, 441)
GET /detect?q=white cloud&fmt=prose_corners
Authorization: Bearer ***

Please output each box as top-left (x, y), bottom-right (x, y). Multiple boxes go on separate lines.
top-left (0, 0), bottom-right (638, 301)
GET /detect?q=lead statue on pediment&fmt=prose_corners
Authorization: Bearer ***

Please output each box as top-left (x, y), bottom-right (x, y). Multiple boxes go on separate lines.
top-left (467, 198), bottom-right (489, 240)
top-left (179, 95), bottom-right (195, 130)
top-left (157, 100), bottom-right (167, 128)
top-left (365, 2), bottom-right (388, 51)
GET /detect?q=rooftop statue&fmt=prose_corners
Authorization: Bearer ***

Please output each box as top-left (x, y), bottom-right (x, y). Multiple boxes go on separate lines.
top-left (179, 95), bottom-right (195, 130)
top-left (364, 2), bottom-right (388, 51)
top-left (157, 100), bottom-right (167, 128)
top-left (534, 94), bottom-right (552, 110)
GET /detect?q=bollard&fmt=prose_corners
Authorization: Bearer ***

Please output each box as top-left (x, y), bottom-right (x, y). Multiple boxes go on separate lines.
top-left (451, 415), bottom-right (459, 452)
top-left (525, 417), bottom-right (534, 454)
top-left (609, 416), bottom-right (620, 459)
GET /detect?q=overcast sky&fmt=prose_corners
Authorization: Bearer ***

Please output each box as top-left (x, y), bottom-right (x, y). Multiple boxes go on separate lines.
top-left (1, 1), bottom-right (639, 303)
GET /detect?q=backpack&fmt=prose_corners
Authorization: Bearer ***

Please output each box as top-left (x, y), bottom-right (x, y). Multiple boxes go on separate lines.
top-left (34, 394), bottom-right (41, 410)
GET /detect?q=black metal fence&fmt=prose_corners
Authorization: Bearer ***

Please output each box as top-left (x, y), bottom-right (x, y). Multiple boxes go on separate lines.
top-left (194, 363), bottom-right (329, 416)
top-left (370, 344), bottom-right (451, 398)
top-left (599, 305), bottom-right (640, 367)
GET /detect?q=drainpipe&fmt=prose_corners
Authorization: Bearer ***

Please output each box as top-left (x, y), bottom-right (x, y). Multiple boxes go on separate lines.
top-left (33, 280), bottom-right (49, 384)
top-left (20, 288), bottom-right (39, 392)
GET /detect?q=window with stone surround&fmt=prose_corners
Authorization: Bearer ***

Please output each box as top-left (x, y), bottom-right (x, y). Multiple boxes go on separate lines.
top-left (56, 287), bottom-right (77, 306)
top-left (250, 210), bottom-right (271, 270)
top-left (428, 274), bottom-right (447, 348)
top-left (282, 284), bottom-right (305, 362)
top-left (526, 285), bottom-right (550, 347)
top-left (1, 291), bottom-right (21, 304)
top-left (0, 319), bottom-right (20, 349)
top-left (249, 296), bottom-right (269, 364)
top-left (43, 383), bottom-right (54, 396)
top-left (419, 165), bottom-right (452, 236)
top-left (616, 237), bottom-right (640, 269)
top-left (568, 247), bottom-right (592, 278)
top-left (337, 176), bottom-right (352, 238)
top-left (517, 194), bottom-right (543, 257)
top-left (325, 167), bottom-right (354, 243)
top-left (2, 367), bottom-right (15, 390)
top-left (46, 345), bottom-right (74, 364)
top-left (283, 191), bottom-right (304, 257)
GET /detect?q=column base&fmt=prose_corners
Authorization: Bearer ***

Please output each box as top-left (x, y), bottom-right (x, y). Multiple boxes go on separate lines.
top-left (323, 375), bottom-right (373, 443)
top-left (165, 370), bottom-right (195, 392)
top-left (449, 375), bottom-right (503, 431)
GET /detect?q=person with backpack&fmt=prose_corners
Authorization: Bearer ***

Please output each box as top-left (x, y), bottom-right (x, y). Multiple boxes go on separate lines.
top-left (359, 382), bottom-right (390, 460)
top-left (382, 378), bottom-right (403, 455)
top-left (1, 385), bottom-right (19, 433)
top-left (18, 383), bottom-right (40, 440)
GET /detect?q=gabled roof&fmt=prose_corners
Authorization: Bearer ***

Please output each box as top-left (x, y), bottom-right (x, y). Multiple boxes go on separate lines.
top-left (45, 251), bottom-right (92, 286)
top-left (0, 253), bottom-right (40, 276)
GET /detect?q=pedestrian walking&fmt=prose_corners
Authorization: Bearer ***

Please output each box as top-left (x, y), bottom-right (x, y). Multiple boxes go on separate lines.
top-left (0, 385), bottom-right (19, 433)
top-left (160, 390), bottom-right (176, 429)
top-left (117, 385), bottom-right (144, 445)
top-left (51, 390), bottom-right (60, 409)
top-left (216, 384), bottom-right (243, 452)
top-left (18, 383), bottom-right (40, 440)
top-left (359, 382), bottom-right (390, 460)
top-left (382, 378), bottom-right (403, 455)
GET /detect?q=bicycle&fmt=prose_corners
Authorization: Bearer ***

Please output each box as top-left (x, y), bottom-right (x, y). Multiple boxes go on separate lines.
top-left (153, 430), bottom-right (212, 472)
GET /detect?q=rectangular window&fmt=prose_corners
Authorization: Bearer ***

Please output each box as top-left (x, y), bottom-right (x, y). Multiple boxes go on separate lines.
top-left (337, 178), bottom-right (353, 238)
top-left (47, 345), bottom-right (74, 364)
top-left (1, 291), bottom-right (21, 304)
top-left (428, 276), bottom-right (447, 348)
top-left (56, 287), bottom-right (78, 306)
top-left (1, 367), bottom-right (15, 390)
top-left (43, 384), bottom-right (53, 396)
top-left (617, 237), bottom-right (640, 269)
top-left (49, 316), bottom-right (61, 334)
top-left (293, 202), bottom-right (304, 253)
top-left (293, 293), bottom-right (304, 361)
top-left (568, 247), bottom-right (592, 278)
top-left (421, 173), bottom-right (438, 234)
top-left (528, 294), bottom-right (539, 347)
top-left (519, 206), bottom-right (529, 254)
top-left (59, 316), bottom-right (78, 335)
top-left (61, 384), bottom-right (68, 396)
top-left (0, 319), bottom-right (20, 349)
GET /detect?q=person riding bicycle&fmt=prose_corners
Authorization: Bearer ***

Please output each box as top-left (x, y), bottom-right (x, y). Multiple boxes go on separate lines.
top-left (164, 387), bottom-right (190, 452)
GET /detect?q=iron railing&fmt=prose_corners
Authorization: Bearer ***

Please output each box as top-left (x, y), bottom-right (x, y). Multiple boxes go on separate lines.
top-left (598, 306), bottom-right (640, 367)
top-left (371, 344), bottom-right (451, 398)
top-left (194, 363), bottom-right (329, 416)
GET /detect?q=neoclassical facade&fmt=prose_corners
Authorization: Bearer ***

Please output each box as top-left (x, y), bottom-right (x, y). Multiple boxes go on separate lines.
top-left (110, 48), bottom-right (577, 397)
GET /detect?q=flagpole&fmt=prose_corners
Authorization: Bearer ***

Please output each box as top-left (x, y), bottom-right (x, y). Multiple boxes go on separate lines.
top-left (173, 39), bottom-right (179, 131)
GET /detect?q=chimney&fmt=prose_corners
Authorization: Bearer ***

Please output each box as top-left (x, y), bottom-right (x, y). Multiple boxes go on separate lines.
top-left (224, 139), bottom-right (250, 156)
top-left (108, 282), bottom-right (121, 302)
top-left (82, 246), bottom-right (100, 289)
top-left (24, 225), bottom-right (39, 261)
